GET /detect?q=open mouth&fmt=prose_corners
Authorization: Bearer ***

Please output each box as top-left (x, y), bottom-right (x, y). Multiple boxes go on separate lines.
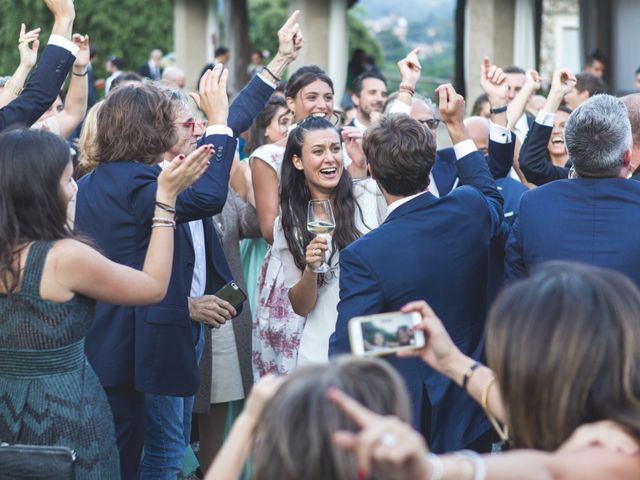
top-left (312, 112), bottom-right (327, 118)
top-left (551, 136), bottom-right (564, 145)
top-left (320, 167), bottom-right (338, 178)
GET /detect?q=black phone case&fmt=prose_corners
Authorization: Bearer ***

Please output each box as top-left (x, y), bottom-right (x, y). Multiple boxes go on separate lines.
top-left (214, 281), bottom-right (247, 309)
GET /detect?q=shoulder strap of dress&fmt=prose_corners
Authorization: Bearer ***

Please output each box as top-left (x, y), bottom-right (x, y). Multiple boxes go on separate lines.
top-left (21, 240), bottom-right (55, 296)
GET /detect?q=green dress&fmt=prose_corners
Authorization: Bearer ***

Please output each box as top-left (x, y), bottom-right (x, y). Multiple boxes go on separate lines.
top-left (0, 241), bottom-right (120, 479)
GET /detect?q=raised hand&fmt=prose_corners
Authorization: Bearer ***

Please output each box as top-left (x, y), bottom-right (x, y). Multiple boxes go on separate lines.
top-left (524, 69), bottom-right (542, 92)
top-left (435, 83), bottom-right (466, 144)
top-left (550, 68), bottom-right (577, 97)
top-left (44, 0), bottom-right (75, 19)
top-left (45, 0), bottom-right (75, 39)
top-left (397, 48), bottom-right (422, 90)
top-left (157, 144), bottom-right (213, 201)
top-left (396, 301), bottom-right (463, 376)
top-left (277, 10), bottom-right (304, 63)
top-left (479, 56), bottom-right (507, 105)
top-left (341, 126), bottom-right (366, 169)
top-left (18, 24), bottom-right (40, 69)
top-left (328, 387), bottom-right (430, 480)
top-left (72, 33), bottom-right (89, 70)
top-left (192, 63), bottom-right (229, 126)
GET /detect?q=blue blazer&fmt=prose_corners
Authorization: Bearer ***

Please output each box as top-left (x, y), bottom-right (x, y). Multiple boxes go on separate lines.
top-left (505, 177), bottom-right (640, 285)
top-left (329, 150), bottom-right (503, 453)
top-left (0, 44), bottom-right (75, 131)
top-left (76, 75), bottom-right (274, 396)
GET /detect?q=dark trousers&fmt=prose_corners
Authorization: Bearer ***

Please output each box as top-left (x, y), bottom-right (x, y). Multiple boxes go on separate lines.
top-left (105, 384), bottom-right (145, 480)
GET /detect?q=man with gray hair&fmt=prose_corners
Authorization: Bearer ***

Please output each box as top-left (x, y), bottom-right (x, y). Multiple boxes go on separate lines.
top-left (505, 94), bottom-right (640, 285)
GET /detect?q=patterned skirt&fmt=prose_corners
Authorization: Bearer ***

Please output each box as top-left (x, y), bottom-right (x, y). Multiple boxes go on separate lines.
top-left (251, 248), bottom-right (306, 381)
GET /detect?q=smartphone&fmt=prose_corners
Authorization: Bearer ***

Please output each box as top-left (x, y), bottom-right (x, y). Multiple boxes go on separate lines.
top-left (349, 311), bottom-right (425, 356)
top-left (214, 281), bottom-right (247, 310)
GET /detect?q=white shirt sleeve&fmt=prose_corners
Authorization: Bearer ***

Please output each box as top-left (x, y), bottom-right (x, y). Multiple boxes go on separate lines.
top-left (256, 72), bottom-right (277, 89)
top-left (205, 125), bottom-right (234, 137)
top-left (489, 122), bottom-right (512, 144)
top-left (453, 139), bottom-right (478, 160)
top-left (535, 110), bottom-right (556, 127)
top-left (273, 217), bottom-right (303, 289)
top-left (389, 100), bottom-right (411, 115)
top-left (48, 34), bottom-right (79, 56)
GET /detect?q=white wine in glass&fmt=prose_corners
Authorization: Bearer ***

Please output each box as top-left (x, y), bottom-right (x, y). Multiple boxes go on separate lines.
top-left (307, 199), bottom-right (335, 273)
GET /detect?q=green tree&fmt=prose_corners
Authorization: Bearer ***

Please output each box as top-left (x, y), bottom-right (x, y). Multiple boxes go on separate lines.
top-left (0, 0), bottom-right (173, 78)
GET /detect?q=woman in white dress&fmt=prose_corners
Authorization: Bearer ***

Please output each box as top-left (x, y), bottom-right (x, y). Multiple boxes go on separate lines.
top-left (275, 116), bottom-right (386, 365)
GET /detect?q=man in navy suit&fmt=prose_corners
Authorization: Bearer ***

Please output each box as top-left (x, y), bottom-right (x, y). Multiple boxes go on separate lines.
top-left (0, 0), bottom-right (77, 132)
top-left (75, 14), bottom-right (303, 478)
top-left (505, 94), bottom-right (640, 285)
top-left (329, 83), bottom-right (503, 453)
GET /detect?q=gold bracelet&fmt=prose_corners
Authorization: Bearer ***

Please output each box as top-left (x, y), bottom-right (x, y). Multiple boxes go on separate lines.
top-left (481, 376), bottom-right (509, 442)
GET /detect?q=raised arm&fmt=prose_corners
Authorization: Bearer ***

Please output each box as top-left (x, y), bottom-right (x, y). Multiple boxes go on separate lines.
top-left (519, 69), bottom-right (575, 185)
top-left (56, 34), bottom-right (89, 138)
top-left (131, 66), bottom-right (235, 224)
top-left (219, 10), bottom-right (303, 136)
top-left (437, 82), bottom-right (503, 235)
top-left (506, 69), bottom-right (540, 131)
top-left (0, 24), bottom-right (40, 109)
top-left (55, 149), bottom-right (211, 305)
top-left (479, 56), bottom-right (517, 179)
top-left (0, 0), bottom-right (77, 131)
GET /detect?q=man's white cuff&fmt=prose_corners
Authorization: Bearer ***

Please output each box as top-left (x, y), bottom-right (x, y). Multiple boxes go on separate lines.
top-left (205, 125), bottom-right (233, 137)
top-left (453, 139), bottom-right (478, 160)
top-left (48, 34), bottom-right (79, 56)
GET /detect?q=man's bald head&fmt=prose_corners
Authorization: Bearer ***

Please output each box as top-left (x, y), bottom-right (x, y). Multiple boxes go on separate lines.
top-left (464, 116), bottom-right (490, 155)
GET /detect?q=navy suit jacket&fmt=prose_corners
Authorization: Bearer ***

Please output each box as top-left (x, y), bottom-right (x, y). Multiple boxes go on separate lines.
top-left (505, 177), bottom-right (640, 284)
top-left (0, 44), bottom-right (75, 131)
top-left (76, 75), bottom-right (273, 396)
top-left (329, 149), bottom-right (503, 453)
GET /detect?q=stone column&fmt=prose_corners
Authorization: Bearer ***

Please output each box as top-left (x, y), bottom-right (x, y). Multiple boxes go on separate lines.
top-left (288, 0), bottom-right (349, 105)
top-left (174, 0), bottom-right (211, 91)
top-left (464, 0), bottom-right (516, 111)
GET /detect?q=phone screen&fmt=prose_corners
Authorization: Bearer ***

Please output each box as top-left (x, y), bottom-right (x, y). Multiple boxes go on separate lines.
top-left (349, 311), bottom-right (424, 356)
top-left (362, 316), bottom-right (417, 352)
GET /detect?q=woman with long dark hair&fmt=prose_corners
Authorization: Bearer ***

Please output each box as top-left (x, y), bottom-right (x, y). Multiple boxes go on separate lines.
top-left (0, 128), bottom-right (207, 478)
top-left (329, 262), bottom-right (640, 479)
top-left (275, 116), bottom-right (385, 365)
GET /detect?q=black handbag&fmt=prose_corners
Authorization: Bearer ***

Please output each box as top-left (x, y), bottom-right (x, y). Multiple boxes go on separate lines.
top-left (0, 442), bottom-right (76, 480)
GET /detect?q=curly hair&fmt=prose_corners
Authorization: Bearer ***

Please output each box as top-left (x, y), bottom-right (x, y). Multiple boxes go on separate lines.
top-left (94, 82), bottom-right (178, 165)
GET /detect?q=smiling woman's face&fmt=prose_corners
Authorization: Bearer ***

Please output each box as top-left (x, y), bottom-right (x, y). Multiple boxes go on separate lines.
top-left (287, 80), bottom-right (334, 122)
top-left (292, 128), bottom-right (343, 198)
top-left (547, 110), bottom-right (570, 157)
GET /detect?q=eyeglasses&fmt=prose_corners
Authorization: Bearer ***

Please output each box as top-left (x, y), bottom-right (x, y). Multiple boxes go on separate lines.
top-left (175, 121), bottom-right (207, 134)
top-left (418, 118), bottom-right (441, 130)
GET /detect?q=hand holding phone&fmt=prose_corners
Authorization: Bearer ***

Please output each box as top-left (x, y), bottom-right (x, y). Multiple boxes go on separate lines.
top-left (214, 281), bottom-right (247, 311)
top-left (348, 311), bottom-right (425, 356)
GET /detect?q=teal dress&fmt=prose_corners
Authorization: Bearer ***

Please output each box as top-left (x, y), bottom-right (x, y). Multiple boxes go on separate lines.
top-left (0, 241), bottom-right (120, 479)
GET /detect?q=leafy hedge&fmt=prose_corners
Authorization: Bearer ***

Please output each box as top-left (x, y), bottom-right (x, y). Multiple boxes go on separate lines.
top-left (0, 0), bottom-right (173, 78)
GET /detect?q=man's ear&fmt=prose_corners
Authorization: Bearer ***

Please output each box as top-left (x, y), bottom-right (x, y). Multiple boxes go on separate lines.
top-left (292, 154), bottom-right (304, 171)
top-left (351, 93), bottom-right (360, 108)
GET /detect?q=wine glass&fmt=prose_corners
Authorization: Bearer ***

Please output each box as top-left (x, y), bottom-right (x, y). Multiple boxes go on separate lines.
top-left (307, 199), bottom-right (336, 273)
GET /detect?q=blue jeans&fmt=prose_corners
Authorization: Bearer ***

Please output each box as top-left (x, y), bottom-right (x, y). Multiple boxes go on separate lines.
top-left (139, 325), bottom-right (204, 480)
